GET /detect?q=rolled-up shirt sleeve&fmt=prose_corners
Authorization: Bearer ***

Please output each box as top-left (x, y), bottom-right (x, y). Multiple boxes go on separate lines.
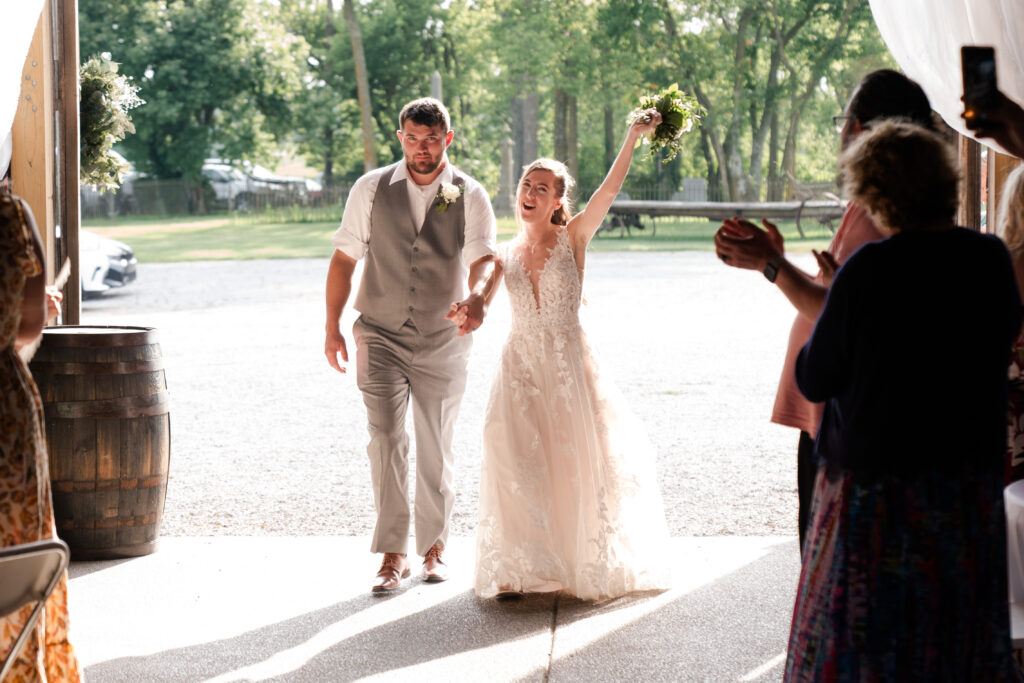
top-left (330, 172), bottom-right (379, 261)
top-left (461, 179), bottom-right (498, 265)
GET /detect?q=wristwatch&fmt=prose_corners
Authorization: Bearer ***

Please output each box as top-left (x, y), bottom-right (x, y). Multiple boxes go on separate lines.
top-left (763, 256), bottom-right (784, 283)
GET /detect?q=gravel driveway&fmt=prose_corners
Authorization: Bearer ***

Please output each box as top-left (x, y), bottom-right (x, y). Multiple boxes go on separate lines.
top-left (80, 250), bottom-right (817, 538)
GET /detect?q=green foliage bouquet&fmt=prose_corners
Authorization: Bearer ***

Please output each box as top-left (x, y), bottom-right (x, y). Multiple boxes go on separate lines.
top-left (80, 53), bottom-right (144, 191)
top-left (628, 83), bottom-right (704, 162)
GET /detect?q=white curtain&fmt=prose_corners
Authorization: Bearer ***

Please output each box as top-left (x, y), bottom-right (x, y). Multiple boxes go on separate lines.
top-left (869, 0), bottom-right (1024, 153)
top-left (0, 1), bottom-right (46, 175)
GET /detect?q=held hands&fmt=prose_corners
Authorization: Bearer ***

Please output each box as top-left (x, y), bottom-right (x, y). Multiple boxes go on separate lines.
top-left (324, 328), bottom-right (349, 373)
top-left (446, 293), bottom-right (487, 336)
top-left (714, 217), bottom-right (784, 272)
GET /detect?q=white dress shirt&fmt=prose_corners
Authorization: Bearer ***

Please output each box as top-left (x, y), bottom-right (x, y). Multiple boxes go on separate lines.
top-left (331, 158), bottom-right (497, 266)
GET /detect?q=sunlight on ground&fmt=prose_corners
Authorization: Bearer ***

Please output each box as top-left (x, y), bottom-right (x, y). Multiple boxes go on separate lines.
top-left (69, 537), bottom-right (793, 681)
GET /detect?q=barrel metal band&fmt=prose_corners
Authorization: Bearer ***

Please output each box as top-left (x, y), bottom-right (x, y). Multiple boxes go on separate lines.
top-left (46, 392), bottom-right (171, 419)
top-left (53, 475), bottom-right (166, 493)
top-left (30, 360), bottom-right (165, 375)
top-left (56, 513), bottom-right (160, 530)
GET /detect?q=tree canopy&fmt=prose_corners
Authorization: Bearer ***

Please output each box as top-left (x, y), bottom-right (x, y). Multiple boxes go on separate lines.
top-left (80, 0), bottom-right (896, 202)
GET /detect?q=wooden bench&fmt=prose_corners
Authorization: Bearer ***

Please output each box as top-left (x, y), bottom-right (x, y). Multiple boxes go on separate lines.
top-left (605, 199), bottom-right (846, 238)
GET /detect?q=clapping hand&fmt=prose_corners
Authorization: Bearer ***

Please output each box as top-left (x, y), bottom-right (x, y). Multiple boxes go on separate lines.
top-left (714, 217), bottom-right (784, 271)
top-left (812, 249), bottom-right (839, 286)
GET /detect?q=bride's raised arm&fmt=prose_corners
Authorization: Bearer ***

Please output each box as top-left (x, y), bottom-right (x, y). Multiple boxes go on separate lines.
top-left (567, 110), bottom-right (661, 248)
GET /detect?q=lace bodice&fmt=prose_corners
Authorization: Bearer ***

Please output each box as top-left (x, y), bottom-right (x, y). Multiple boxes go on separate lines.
top-left (503, 229), bottom-right (581, 336)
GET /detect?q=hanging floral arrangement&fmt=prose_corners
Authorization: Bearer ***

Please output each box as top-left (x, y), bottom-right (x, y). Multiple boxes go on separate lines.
top-left (79, 52), bottom-right (143, 191)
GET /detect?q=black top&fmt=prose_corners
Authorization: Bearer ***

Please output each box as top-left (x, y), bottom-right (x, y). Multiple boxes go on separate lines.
top-left (796, 227), bottom-right (1022, 480)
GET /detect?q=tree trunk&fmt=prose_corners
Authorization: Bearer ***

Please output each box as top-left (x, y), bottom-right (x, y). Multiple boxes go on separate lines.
top-left (781, 84), bottom-right (814, 199)
top-left (566, 93), bottom-right (578, 184)
top-left (554, 87), bottom-right (568, 162)
top-left (343, 0), bottom-right (376, 172)
top-left (780, 0), bottom-right (857, 199)
top-left (690, 81), bottom-right (729, 201)
top-left (725, 8), bottom-right (755, 201)
top-left (511, 95), bottom-right (523, 178)
top-left (747, 48), bottom-right (781, 201)
top-left (697, 129), bottom-right (719, 199)
top-left (322, 0), bottom-right (336, 186)
top-left (767, 108), bottom-right (780, 201)
top-left (522, 90), bottom-right (538, 171)
top-left (604, 105), bottom-right (615, 169)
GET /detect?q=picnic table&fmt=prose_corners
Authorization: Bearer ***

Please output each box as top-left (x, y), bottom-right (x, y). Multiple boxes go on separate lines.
top-left (603, 198), bottom-right (847, 238)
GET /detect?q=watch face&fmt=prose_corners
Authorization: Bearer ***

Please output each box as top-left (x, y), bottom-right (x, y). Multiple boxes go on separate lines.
top-left (764, 260), bottom-right (780, 283)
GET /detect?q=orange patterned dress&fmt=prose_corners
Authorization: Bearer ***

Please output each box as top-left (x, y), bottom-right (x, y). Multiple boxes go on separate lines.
top-left (0, 194), bottom-right (81, 682)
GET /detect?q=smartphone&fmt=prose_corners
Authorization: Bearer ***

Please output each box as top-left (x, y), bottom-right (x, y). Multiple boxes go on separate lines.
top-left (962, 45), bottom-right (997, 124)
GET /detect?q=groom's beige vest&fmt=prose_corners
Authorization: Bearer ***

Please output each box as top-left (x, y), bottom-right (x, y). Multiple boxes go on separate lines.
top-left (354, 162), bottom-right (467, 334)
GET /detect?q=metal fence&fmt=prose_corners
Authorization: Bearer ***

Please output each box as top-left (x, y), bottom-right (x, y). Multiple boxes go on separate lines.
top-left (81, 179), bottom-right (353, 220)
top-left (81, 175), bottom-right (836, 220)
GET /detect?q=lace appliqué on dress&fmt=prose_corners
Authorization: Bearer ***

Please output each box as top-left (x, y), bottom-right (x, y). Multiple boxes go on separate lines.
top-left (475, 229), bottom-right (671, 601)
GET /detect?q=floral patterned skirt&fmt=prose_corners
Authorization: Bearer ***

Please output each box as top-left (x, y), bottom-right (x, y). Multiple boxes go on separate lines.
top-left (785, 463), bottom-right (1019, 682)
top-left (1, 347), bottom-right (81, 682)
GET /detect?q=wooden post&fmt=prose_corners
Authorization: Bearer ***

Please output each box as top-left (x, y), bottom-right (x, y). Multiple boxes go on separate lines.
top-left (11, 3), bottom-right (55, 275)
top-left (10, 0), bottom-right (79, 324)
top-left (54, 0), bottom-right (80, 323)
top-left (958, 133), bottom-right (982, 230)
top-left (988, 150), bottom-right (1022, 234)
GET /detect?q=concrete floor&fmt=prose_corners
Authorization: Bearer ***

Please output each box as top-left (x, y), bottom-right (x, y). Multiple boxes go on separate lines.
top-left (68, 535), bottom-right (800, 682)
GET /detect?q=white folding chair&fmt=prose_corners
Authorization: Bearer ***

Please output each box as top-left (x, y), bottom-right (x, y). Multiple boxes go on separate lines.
top-left (0, 539), bottom-right (70, 681)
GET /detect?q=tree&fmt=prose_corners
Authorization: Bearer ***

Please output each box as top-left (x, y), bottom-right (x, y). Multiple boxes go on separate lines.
top-left (279, 0), bottom-right (358, 187)
top-left (660, 0), bottom-right (877, 201)
top-left (343, 0), bottom-right (376, 172)
top-left (80, 0), bottom-right (303, 205)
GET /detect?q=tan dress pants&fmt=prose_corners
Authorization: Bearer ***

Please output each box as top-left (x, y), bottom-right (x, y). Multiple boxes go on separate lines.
top-left (354, 316), bottom-right (471, 556)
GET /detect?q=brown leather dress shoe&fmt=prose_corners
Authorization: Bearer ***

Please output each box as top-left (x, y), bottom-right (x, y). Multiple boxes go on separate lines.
top-left (422, 543), bottom-right (449, 583)
top-left (372, 553), bottom-right (410, 593)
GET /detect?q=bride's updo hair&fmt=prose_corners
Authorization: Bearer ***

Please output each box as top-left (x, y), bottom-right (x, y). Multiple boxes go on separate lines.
top-left (516, 158), bottom-right (575, 226)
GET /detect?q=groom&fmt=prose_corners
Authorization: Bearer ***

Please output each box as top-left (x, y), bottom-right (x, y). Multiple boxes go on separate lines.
top-left (324, 97), bottom-right (498, 592)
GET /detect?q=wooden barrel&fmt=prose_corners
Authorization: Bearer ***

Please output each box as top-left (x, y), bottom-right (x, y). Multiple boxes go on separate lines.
top-left (29, 326), bottom-right (170, 560)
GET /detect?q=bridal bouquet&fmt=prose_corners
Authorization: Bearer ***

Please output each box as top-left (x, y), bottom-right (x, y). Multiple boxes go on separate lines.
top-left (628, 83), bottom-right (704, 162)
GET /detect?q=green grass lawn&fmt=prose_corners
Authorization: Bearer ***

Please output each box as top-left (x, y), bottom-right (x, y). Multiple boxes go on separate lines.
top-left (84, 211), bottom-right (837, 263)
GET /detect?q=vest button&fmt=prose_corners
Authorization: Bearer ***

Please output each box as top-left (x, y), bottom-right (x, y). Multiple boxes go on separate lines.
top-left (411, 266), bottom-right (418, 272)
top-left (409, 287), bottom-right (415, 293)
top-left (407, 305), bottom-right (414, 312)
top-left (413, 246), bottom-right (420, 253)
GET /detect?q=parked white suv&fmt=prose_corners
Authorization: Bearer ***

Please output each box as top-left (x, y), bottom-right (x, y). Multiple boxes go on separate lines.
top-left (201, 161), bottom-right (255, 211)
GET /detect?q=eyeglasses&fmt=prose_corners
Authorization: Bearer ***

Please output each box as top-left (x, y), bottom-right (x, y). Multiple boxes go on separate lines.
top-left (832, 115), bottom-right (852, 133)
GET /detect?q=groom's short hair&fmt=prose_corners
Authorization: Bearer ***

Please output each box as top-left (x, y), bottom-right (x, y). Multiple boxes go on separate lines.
top-left (399, 98), bottom-right (450, 133)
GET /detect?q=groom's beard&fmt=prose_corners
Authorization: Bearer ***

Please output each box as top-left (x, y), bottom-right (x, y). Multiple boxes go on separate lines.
top-left (406, 154), bottom-right (443, 176)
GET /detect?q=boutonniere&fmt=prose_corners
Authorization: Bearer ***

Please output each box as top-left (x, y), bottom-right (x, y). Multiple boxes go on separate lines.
top-left (436, 182), bottom-right (464, 213)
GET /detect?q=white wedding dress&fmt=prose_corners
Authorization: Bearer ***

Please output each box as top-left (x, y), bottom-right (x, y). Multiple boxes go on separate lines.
top-left (474, 228), bottom-right (672, 601)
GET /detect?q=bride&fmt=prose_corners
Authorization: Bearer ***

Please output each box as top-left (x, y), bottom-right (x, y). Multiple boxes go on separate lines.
top-left (467, 110), bottom-right (672, 600)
